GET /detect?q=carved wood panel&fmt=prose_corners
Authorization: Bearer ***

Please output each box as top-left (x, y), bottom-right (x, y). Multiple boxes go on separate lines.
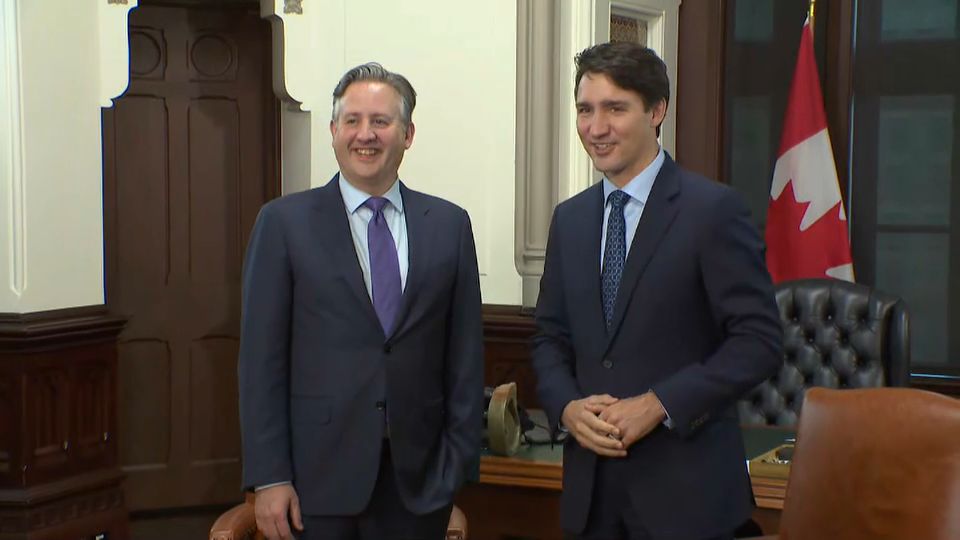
top-left (26, 369), bottom-right (71, 478)
top-left (102, 2), bottom-right (278, 511)
top-left (75, 361), bottom-right (114, 469)
top-left (482, 306), bottom-right (539, 410)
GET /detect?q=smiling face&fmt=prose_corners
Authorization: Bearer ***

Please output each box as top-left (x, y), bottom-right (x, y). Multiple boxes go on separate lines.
top-left (330, 81), bottom-right (415, 194)
top-left (575, 72), bottom-right (666, 188)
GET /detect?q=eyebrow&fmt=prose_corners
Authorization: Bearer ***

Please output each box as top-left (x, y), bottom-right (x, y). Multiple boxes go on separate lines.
top-left (342, 111), bottom-right (395, 120)
top-left (576, 99), bottom-right (631, 109)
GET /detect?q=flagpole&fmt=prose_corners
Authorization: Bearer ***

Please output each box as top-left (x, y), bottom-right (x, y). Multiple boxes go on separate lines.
top-left (808, 0), bottom-right (816, 35)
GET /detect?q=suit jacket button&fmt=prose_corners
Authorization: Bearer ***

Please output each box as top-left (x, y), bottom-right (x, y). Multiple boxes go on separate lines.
top-left (384, 345), bottom-right (392, 354)
top-left (602, 359), bottom-right (613, 369)
top-left (376, 401), bottom-right (386, 410)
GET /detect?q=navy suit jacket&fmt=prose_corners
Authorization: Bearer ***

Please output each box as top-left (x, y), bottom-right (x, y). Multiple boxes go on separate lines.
top-left (237, 175), bottom-right (484, 516)
top-left (532, 155), bottom-right (783, 538)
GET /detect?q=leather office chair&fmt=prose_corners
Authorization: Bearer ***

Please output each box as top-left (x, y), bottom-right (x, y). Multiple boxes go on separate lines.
top-left (209, 494), bottom-right (468, 540)
top-left (739, 278), bottom-right (910, 426)
top-left (753, 386), bottom-right (960, 540)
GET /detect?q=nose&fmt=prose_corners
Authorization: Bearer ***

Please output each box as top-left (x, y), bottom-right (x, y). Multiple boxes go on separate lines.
top-left (589, 112), bottom-right (610, 137)
top-left (356, 119), bottom-right (377, 141)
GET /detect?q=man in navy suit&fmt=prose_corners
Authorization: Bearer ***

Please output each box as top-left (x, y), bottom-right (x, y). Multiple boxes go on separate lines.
top-left (238, 63), bottom-right (484, 540)
top-left (532, 42), bottom-right (783, 540)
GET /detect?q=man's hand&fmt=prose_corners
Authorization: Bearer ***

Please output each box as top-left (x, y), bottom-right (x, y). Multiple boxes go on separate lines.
top-left (254, 484), bottom-right (303, 540)
top-left (561, 395), bottom-right (627, 457)
top-left (597, 391), bottom-right (667, 448)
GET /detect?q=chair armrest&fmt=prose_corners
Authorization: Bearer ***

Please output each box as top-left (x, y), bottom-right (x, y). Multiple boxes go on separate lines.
top-left (446, 504), bottom-right (468, 539)
top-left (210, 502), bottom-right (258, 540)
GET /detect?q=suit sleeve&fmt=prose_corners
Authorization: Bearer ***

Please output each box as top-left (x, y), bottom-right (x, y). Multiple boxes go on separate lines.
top-left (238, 204), bottom-right (294, 491)
top-left (441, 209), bottom-right (485, 491)
top-left (651, 189), bottom-right (783, 438)
top-left (531, 207), bottom-right (583, 437)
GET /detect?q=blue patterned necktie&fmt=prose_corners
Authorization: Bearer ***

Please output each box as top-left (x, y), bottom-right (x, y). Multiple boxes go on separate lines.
top-left (364, 197), bottom-right (402, 334)
top-left (601, 190), bottom-right (630, 328)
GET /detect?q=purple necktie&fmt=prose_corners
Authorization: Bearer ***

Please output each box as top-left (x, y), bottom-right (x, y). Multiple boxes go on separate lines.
top-left (364, 197), bottom-right (402, 334)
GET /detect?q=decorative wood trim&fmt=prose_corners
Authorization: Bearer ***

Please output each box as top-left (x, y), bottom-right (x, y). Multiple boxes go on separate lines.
top-left (0, 306), bottom-right (126, 351)
top-left (483, 304), bottom-right (535, 339)
top-left (0, 483), bottom-right (125, 534)
top-left (479, 455), bottom-right (562, 490)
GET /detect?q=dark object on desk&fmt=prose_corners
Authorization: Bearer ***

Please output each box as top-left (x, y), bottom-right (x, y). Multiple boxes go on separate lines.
top-left (738, 278), bottom-right (910, 427)
top-left (775, 446), bottom-right (793, 462)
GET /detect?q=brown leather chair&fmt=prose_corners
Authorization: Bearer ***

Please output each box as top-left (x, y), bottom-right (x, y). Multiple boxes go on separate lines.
top-left (753, 386), bottom-right (960, 540)
top-left (209, 493), bottom-right (467, 540)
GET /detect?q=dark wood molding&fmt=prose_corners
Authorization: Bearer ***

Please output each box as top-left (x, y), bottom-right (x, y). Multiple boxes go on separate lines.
top-left (0, 306), bottom-right (126, 351)
top-left (0, 307), bottom-right (129, 539)
top-left (675, 0), bottom-right (726, 181)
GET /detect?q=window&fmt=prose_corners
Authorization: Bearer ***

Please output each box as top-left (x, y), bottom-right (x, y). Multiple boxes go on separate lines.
top-left (849, 0), bottom-right (960, 374)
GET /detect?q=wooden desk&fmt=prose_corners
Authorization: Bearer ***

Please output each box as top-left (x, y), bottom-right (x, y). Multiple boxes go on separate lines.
top-left (456, 426), bottom-right (793, 540)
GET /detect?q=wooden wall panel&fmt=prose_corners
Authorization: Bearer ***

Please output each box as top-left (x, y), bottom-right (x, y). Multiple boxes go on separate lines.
top-left (0, 308), bottom-right (128, 539)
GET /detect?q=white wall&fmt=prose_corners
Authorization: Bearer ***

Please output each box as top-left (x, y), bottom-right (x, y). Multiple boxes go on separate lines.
top-left (270, 0), bottom-right (522, 305)
top-left (0, 0), bottom-right (133, 313)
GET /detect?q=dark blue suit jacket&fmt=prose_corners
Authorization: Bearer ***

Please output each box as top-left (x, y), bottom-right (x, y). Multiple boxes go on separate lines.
top-left (237, 175), bottom-right (484, 516)
top-left (532, 155), bottom-right (783, 538)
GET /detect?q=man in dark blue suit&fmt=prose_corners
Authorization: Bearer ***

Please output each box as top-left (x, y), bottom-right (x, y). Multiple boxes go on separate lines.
top-left (238, 63), bottom-right (484, 540)
top-left (532, 42), bottom-right (784, 540)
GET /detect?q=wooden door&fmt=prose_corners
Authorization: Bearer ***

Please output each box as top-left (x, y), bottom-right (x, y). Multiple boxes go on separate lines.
top-left (101, 1), bottom-right (278, 511)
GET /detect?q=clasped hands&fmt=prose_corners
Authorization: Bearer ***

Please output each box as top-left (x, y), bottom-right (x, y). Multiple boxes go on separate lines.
top-left (560, 392), bottom-right (666, 457)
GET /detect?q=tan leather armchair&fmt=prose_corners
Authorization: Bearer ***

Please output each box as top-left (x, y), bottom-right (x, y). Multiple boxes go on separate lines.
top-left (751, 386), bottom-right (960, 540)
top-left (209, 493), bottom-right (467, 540)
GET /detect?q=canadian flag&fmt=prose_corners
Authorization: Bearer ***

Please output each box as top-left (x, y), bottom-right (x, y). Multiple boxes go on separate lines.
top-left (764, 16), bottom-right (854, 283)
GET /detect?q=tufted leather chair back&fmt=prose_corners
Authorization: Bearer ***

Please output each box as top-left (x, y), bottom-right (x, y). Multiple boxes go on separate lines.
top-left (738, 278), bottom-right (910, 426)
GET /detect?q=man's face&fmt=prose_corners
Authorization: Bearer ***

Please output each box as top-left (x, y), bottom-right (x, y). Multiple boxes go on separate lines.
top-left (575, 72), bottom-right (665, 187)
top-left (330, 81), bottom-right (414, 190)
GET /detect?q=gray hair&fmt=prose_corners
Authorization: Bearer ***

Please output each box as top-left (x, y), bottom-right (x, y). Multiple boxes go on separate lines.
top-left (331, 62), bottom-right (417, 127)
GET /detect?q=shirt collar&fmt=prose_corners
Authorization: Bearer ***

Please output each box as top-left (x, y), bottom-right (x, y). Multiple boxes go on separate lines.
top-left (601, 145), bottom-right (665, 206)
top-left (339, 174), bottom-right (404, 215)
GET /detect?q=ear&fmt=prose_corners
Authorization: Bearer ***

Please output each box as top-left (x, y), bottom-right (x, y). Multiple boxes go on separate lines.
top-left (404, 121), bottom-right (416, 149)
top-left (329, 119), bottom-right (337, 143)
top-left (650, 98), bottom-right (668, 129)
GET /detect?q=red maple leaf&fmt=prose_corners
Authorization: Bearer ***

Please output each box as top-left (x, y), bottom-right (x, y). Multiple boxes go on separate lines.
top-left (764, 180), bottom-right (852, 283)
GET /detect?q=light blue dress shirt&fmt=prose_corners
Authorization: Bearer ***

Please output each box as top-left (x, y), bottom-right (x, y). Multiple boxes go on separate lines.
top-left (338, 174), bottom-right (409, 296)
top-left (600, 145), bottom-right (665, 269)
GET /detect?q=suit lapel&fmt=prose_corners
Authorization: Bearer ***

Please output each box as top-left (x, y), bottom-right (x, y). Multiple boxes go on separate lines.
top-left (573, 184), bottom-right (608, 346)
top-left (604, 157), bottom-right (681, 349)
top-left (389, 183), bottom-right (432, 340)
top-left (312, 174), bottom-right (381, 329)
